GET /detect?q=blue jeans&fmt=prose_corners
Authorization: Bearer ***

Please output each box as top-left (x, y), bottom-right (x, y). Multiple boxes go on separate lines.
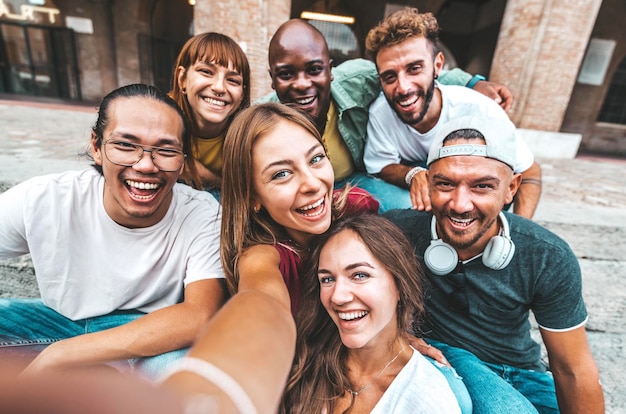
top-left (336, 172), bottom-right (411, 212)
top-left (427, 356), bottom-right (473, 414)
top-left (0, 298), bottom-right (187, 379)
top-left (428, 340), bottom-right (558, 414)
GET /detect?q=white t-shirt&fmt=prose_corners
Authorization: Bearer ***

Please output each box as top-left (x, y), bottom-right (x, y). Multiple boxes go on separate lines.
top-left (0, 168), bottom-right (223, 320)
top-left (364, 84), bottom-right (534, 174)
top-left (371, 348), bottom-right (462, 413)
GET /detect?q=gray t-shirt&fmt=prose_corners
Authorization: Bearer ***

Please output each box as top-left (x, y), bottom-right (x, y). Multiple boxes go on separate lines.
top-left (384, 210), bottom-right (588, 371)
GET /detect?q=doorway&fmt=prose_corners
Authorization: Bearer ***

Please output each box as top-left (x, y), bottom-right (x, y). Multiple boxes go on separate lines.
top-left (0, 21), bottom-right (80, 99)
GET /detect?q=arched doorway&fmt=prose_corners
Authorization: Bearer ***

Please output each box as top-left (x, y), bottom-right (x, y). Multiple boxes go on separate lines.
top-left (0, 0), bottom-right (81, 99)
top-left (147, 0), bottom-right (193, 92)
top-left (598, 57), bottom-right (626, 125)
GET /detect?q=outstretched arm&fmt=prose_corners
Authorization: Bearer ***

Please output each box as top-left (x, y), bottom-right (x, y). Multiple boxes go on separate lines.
top-left (163, 244), bottom-right (296, 413)
top-left (438, 69), bottom-right (514, 112)
top-left (541, 326), bottom-right (604, 413)
top-left (472, 80), bottom-right (513, 112)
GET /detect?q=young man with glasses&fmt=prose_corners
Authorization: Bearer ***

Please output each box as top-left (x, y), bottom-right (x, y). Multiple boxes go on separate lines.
top-left (0, 84), bottom-right (224, 378)
top-left (385, 116), bottom-right (604, 413)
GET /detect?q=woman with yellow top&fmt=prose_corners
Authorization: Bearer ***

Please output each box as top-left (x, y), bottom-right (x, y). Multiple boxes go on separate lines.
top-left (169, 32), bottom-right (251, 191)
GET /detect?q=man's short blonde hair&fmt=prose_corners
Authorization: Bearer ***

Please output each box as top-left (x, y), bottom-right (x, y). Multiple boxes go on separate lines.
top-left (365, 7), bottom-right (440, 61)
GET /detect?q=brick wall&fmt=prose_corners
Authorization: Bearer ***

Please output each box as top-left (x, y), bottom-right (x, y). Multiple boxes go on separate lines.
top-left (491, 0), bottom-right (602, 131)
top-left (194, 0), bottom-right (291, 101)
top-left (112, 0), bottom-right (150, 88)
top-left (56, 0), bottom-right (119, 101)
top-left (562, 0), bottom-right (626, 156)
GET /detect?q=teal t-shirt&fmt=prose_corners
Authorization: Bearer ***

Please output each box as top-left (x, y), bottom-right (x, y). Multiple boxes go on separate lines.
top-left (384, 210), bottom-right (588, 371)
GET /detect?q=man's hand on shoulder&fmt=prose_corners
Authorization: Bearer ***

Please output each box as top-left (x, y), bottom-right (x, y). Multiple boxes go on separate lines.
top-left (407, 335), bottom-right (449, 366)
top-left (472, 80), bottom-right (513, 112)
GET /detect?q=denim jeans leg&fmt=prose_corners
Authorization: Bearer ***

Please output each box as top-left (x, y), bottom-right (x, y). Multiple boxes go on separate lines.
top-left (0, 298), bottom-right (85, 346)
top-left (426, 356), bottom-right (473, 414)
top-left (428, 340), bottom-right (539, 414)
top-left (131, 347), bottom-right (189, 380)
top-left (339, 172), bottom-right (412, 212)
top-left (0, 298), bottom-right (87, 364)
top-left (502, 364), bottom-right (559, 414)
top-left (0, 301), bottom-right (189, 378)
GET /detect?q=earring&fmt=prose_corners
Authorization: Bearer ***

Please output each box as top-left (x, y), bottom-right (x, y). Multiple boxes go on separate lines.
top-left (182, 87), bottom-right (186, 94)
top-left (253, 205), bottom-right (260, 213)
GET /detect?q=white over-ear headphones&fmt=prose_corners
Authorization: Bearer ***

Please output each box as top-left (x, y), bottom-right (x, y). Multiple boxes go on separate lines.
top-left (424, 212), bottom-right (516, 275)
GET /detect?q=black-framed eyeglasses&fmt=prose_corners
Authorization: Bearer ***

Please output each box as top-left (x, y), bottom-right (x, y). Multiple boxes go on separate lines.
top-left (103, 139), bottom-right (186, 172)
top-left (443, 265), bottom-right (469, 313)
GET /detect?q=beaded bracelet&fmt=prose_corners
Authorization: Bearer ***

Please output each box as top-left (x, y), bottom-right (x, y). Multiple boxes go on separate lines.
top-left (405, 166), bottom-right (426, 187)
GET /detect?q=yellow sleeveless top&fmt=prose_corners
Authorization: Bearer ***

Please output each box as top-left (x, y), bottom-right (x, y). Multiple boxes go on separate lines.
top-left (193, 134), bottom-right (224, 175)
top-left (323, 101), bottom-right (355, 181)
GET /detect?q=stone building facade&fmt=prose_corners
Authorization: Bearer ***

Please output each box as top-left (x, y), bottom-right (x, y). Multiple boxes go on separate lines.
top-left (0, 0), bottom-right (623, 156)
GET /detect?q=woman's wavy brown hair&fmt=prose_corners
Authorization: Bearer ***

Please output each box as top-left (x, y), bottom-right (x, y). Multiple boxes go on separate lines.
top-left (281, 214), bottom-right (426, 413)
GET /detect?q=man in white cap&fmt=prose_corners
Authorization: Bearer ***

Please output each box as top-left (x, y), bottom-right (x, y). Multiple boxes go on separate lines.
top-left (365, 7), bottom-right (542, 216)
top-left (384, 116), bottom-right (604, 413)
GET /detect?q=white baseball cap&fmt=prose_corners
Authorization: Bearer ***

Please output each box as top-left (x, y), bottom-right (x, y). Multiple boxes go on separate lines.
top-left (427, 116), bottom-right (517, 169)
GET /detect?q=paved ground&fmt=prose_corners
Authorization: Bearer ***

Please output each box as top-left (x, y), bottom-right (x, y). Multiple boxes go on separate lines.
top-left (0, 99), bottom-right (624, 412)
